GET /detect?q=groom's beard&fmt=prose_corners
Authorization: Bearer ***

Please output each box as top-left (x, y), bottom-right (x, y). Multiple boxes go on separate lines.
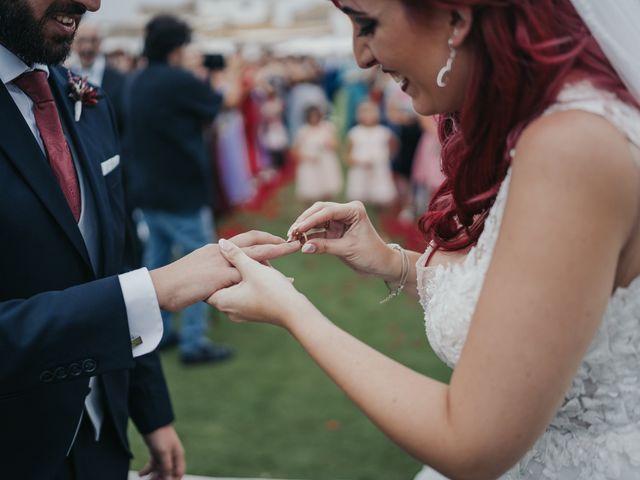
top-left (0, 0), bottom-right (86, 65)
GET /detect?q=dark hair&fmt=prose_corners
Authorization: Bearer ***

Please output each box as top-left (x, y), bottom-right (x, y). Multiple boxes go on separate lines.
top-left (304, 105), bottom-right (323, 122)
top-left (143, 15), bottom-right (191, 63)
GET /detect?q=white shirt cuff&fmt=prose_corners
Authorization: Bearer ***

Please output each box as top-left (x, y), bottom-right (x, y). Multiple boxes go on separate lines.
top-left (118, 268), bottom-right (163, 358)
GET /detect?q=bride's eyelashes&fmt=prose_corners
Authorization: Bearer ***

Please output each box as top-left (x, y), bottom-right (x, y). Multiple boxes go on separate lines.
top-left (356, 19), bottom-right (378, 37)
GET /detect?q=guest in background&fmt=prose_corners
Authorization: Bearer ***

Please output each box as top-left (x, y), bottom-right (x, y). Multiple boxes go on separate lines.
top-left (385, 80), bottom-right (422, 222)
top-left (126, 15), bottom-right (233, 365)
top-left (70, 22), bottom-right (126, 134)
top-left (346, 101), bottom-right (397, 209)
top-left (411, 115), bottom-right (445, 215)
top-left (292, 105), bottom-right (343, 204)
top-left (71, 22), bottom-right (144, 270)
top-left (259, 82), bottom-right (289, 170)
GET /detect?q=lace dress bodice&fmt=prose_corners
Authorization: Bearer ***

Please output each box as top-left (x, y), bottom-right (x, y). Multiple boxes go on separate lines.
top-left (416, 82), bottom-right (640, 479)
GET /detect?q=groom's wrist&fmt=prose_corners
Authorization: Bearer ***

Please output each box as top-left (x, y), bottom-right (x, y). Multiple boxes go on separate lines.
top-left (149, 266), bottom-right (175, 312)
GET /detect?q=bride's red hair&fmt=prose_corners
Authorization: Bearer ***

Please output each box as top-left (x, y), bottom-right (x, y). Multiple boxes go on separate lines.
top-left (332, 0), bottom-right (636, 252)
top-left (408, 0), bottom-right (636, 252)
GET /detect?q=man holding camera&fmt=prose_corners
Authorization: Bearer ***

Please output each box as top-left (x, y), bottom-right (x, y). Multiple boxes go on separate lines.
top-left (126, 15), bottom-right (232, 364)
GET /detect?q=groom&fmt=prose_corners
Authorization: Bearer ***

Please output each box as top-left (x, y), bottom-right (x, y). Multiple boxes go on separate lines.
top-left (0, 0), bottom-right (296, 478)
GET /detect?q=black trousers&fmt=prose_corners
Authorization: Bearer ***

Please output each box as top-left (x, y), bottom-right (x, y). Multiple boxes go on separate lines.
top-left (54, 414), bottom-right (130, 480)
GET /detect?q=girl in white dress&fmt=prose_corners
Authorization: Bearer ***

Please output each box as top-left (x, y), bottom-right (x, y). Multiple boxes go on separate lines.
top-left (292, 105), bottom-right (343, 203)
top-left (209, 1), bottom-right (640, 478)
top-left (346, 101), bottom-right (398, 207)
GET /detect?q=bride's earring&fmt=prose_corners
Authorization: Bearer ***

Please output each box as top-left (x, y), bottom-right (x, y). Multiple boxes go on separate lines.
top-left (437, 29), bottom-right (458, 88)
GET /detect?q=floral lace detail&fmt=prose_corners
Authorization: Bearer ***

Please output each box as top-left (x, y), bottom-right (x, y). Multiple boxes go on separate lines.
top-left (417, 171), bottom-right (512, 368)
top-left (415, 82), bottom-right (640, 479)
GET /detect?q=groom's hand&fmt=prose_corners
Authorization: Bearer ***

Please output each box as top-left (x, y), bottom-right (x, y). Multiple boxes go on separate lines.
top-left (140, 424), bottom-right (185, 480)
top-left (230, 230), bottom-right (301, 263)
top-left (150, 231), bottom-right (300, 313)
top-left (150, 243), bottom-right (239, 313)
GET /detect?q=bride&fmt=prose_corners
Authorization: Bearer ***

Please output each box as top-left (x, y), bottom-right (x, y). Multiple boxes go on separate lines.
top-left (210, 1), bottom-right (640, 478)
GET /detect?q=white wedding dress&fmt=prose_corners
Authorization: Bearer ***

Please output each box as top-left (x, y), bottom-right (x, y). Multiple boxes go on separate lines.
top-left (414, 81), bottom-right (640, 479)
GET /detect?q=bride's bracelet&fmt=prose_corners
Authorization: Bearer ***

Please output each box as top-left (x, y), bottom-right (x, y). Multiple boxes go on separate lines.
top-left (380, 243), bottom-right (409, 304)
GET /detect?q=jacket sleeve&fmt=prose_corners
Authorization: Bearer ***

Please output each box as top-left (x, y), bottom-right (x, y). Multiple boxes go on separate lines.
top-left (0, 276), bottom-right (135, 397)
top-left (175, 71), bottom-right (222, 122)
top-left (128, 350), bottom-right (175, 434)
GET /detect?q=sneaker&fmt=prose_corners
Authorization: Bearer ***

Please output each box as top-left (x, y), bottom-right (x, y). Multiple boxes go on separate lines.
top-left (180, 343), bottom-right (234, 365)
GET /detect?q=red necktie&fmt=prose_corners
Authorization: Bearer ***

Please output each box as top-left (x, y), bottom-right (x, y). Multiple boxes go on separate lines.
top-left (13, 70), bottom-right (81, 222)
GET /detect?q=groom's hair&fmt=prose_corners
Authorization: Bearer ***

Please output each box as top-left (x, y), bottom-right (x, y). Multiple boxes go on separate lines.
top-left (143, 15), bottom-right (191, 63)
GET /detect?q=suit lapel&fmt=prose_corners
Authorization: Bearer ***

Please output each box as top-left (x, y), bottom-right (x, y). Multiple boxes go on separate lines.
top-left (49, 67), bottom-right (115, 278)
top-left (0, 80), bottom-right (92, 269)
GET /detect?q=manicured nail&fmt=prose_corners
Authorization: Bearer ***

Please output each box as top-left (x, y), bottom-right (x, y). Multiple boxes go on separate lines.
top-left (301, 243), bottom-right (316, 254)
top-left (287, 224), bottom-right (297, 237)
top-left (218, 239), bottom-right (229, 251)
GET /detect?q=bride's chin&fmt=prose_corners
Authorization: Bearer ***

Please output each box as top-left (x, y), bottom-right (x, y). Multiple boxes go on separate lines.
top-left (408, 91), bottom-right (436, 116)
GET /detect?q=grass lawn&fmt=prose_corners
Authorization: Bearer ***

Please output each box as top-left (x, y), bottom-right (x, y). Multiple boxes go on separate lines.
top-left (128, 181), bottom-right (451, 480)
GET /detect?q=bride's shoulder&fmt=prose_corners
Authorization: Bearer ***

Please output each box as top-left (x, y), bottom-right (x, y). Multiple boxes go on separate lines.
top-left (516, 106), bottom-right (636, 183)
top-left (507, 107), bottom-right (638, 230)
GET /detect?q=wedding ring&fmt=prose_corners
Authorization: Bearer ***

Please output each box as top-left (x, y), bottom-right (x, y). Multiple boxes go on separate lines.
top-left (289, 227), bottom-right (328, 244)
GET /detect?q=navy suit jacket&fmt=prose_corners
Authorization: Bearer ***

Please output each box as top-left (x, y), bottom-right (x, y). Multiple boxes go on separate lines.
top-left (0, 65), bottom-right (173, 478)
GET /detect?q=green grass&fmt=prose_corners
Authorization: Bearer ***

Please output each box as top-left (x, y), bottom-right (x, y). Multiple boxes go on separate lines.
top-left (128, 183), bottom-right (451, 479)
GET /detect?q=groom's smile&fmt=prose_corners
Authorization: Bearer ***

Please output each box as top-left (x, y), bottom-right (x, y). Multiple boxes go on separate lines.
top-left (0, 0), bottom-right (100, 65)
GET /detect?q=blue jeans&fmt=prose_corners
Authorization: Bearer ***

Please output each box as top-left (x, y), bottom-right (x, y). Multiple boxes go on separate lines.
top-left (141, 207), bottom-right (216, 354)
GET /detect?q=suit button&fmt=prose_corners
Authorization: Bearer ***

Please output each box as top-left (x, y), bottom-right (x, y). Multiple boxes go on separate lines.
top-left (54, 366), bottom-right (68, 380)
top-left (68, 363), bottom-right (82, 377)
top-left (40, 370), bottom-right (54, 383)
top-left (82, 359), bottom-right (97, 373)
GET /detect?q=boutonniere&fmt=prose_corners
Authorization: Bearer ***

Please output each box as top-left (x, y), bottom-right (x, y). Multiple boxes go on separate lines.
top-left (67, 72), bottom-right (99, 122)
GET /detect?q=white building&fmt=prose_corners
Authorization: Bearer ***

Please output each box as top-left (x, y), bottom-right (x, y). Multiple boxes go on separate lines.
top-left (98, 0), bottom-right (352, 57)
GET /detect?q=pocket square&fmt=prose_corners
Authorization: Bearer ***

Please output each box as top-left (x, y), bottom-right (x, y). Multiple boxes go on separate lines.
top-left (101, 155), bottom-right (120, 176)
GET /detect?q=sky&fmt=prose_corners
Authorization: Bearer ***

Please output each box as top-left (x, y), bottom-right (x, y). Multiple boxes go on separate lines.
top-left (90, 0), bottom-right (187, 21)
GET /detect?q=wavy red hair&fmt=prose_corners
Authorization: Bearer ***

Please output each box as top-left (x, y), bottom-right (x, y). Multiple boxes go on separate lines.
top-left (402, 0), bottom-right (637, 252)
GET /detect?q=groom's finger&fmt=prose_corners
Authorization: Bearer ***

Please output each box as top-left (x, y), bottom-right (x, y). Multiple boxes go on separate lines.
top-left (173, 445), bottom-right (186, 478)
top-left (231, 230), bottom-right (286, 248)
top-left (157, 450), bottom-right (173, 478)
top-left (243, 240), bottom-right (301, 262)
top-left (139, 461), bottom-right (153, 476)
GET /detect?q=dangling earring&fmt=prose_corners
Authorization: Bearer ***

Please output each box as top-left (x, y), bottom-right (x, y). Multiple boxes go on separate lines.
top-left (437, 29), bottom-right (458, 88)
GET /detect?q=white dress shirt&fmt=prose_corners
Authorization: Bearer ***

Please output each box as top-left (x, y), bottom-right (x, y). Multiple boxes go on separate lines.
top-left (0, 44), bottom-right (163, 440)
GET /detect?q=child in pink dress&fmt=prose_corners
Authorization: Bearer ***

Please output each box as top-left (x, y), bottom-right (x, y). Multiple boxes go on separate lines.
top-left (293, 105), bottom-right (343, 203)
top-left (346, 101), bottom-right (398, 207)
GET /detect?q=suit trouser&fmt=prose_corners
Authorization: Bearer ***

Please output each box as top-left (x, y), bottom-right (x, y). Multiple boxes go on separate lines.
top-left (54, 415), bottom-right (129, 480)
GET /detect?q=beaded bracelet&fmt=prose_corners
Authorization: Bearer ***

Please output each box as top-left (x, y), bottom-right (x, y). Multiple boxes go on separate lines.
top-left (380, 243), bottom-right (409, 304)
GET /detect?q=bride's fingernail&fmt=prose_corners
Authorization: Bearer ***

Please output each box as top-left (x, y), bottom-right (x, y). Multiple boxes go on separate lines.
top-left (218, 239), bottom-right (230, 251)
top-left (301, 243), bottom-right (316, 254)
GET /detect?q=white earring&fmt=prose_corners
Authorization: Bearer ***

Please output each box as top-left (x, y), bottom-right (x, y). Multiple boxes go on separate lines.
top-left (437, 30), bottom-right (458, 88)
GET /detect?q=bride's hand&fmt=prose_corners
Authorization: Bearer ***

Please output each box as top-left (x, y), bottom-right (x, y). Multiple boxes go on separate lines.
top-left (207, 239), bottom-right (312, 327)
top-left (287, 201), bottom-right (398, 279)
